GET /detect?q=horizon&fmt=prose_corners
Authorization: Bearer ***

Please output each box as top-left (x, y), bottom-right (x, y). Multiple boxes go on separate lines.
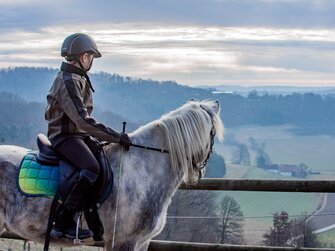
top-left (3, 66), bottom-right (335, 90)
top-left (1, 1), bottom-right (335, 87)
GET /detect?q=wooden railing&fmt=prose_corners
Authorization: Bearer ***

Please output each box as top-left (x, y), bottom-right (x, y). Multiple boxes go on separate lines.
top-left (179, 178), bottom-right (335, 192)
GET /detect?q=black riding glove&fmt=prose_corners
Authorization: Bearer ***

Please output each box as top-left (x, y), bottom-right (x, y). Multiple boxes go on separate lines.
top-left (119, 133), bottom-right (131, 150)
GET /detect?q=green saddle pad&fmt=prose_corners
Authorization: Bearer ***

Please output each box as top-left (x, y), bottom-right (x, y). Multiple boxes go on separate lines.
top-left (18, 152), bottom-right (60, 197)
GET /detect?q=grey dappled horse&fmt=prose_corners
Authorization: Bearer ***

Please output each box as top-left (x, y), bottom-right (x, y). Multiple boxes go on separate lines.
top-left (0, 100), bottom-right (223, 251)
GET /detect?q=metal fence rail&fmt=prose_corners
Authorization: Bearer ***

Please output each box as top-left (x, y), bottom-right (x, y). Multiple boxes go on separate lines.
top-left (179, 178), bottom-right (335, 192)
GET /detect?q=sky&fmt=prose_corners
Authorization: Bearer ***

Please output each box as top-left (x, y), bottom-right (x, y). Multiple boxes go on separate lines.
top-left (1, 0), bottom-right (335, 87)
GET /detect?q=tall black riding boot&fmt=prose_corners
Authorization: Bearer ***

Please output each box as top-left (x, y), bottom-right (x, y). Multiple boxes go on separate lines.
top-left (50, 207), bottom-right (93, 239)
top-left (50, 170), bottom-right (98, 240)
top-left (63, 169), bottom-right (97, 211)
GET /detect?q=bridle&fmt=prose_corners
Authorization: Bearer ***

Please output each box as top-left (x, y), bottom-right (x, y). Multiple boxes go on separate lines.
top-left (192, 105), bottom-right (216, 179)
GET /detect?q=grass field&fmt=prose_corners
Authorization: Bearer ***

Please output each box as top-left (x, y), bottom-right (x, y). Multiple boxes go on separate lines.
top-left (214, 124), bottom-right (335, 172)
top-left (213, 125), bottom-right (335, 245)
top-left (0, 238), bottom-right (102, 250)
top-left (216, 165), bottom-right (322, 244)
top-left (318, 229), bottom-right (335, 248)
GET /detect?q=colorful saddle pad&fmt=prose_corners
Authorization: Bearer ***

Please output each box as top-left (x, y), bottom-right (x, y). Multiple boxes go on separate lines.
top-left (18, 152), bottom-right (59, 197)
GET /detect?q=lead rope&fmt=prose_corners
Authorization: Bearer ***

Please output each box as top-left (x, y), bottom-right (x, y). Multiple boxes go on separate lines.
top-left (112, 122), bottom-right (126, 248)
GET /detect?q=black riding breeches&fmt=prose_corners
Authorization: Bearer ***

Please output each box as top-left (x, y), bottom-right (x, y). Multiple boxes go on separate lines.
top-left (52, 136), bottom-right (100, 181)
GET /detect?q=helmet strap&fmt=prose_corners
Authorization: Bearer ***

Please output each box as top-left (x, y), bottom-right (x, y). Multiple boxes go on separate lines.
top-left (86, 59), bottom-right (93, 72)
top-left (78, 58), bottom-right (86, 71)
top-left (77, 53), bottom-right (93, 72)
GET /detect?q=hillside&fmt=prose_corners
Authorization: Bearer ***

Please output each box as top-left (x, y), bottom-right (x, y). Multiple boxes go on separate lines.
top-left (199, 84), bottom-right (335, 96)
top-left (0, 67), bottom-right (211, 124)
top-left (1, 67), bottom-right (335, 135)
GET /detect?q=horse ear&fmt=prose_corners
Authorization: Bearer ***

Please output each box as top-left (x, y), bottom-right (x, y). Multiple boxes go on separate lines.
top-left (212, 100), bottom-right (220, 114)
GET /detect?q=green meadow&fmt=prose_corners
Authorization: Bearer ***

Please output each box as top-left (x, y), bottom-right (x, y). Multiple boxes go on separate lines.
top-left (318, 229), bottom-right (335, 248)
top-left (213, 124), bottom-right (335, 244)
top-left (214, 166), bottom-right (321, 244)
top-left (215, 124), bottom-right (335, 172)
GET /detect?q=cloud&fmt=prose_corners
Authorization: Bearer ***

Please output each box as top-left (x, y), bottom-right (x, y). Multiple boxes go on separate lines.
top-left (0, 0), bottom-right (42, 6)
top-left (2, 1), bottom-right (335, 87)
top-left (2, 23), bottom-right (335, 87)
top-left (2, 0), bottom-right (335, 30)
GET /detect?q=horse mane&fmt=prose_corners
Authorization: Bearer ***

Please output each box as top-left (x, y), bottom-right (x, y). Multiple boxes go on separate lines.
top-left (158, 100), bottom-right (224, 183)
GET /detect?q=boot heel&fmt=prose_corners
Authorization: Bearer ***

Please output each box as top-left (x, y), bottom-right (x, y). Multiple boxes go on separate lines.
top-left (50, 227), bottom-right (63, 238)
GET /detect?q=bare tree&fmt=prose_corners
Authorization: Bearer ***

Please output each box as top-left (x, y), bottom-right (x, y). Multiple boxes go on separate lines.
top-left (214, 196), bottom-right (245, 244)
top-left (290, 213), bottom-right (320, 248)
top-left (156, 190), bottom-right (217, 243)
top-left (263, 211), bottom-right (320, 248)
top-left (256, 148), bottom-right (271, 168)
top-left (263, 211), bottom-right (291, 247)
top-left (232, 143), bottom-right (250, 166)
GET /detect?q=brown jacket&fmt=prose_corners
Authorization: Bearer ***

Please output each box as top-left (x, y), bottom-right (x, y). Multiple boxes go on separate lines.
top-left (45, 62), bottom-right (120, 145)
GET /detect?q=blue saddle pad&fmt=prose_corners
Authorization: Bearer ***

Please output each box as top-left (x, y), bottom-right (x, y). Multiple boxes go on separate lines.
top-left (18, 152), bottom-right (60, 197)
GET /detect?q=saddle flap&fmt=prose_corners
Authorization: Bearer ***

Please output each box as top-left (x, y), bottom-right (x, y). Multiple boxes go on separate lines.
top-left (36, 134), bottom-right (59, 165)
top-left (59, 159), bottom-right (79, 199)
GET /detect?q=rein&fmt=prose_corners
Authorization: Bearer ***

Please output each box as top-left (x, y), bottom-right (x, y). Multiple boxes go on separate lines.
top-left (130, 143), bottom-right (169, 153)
top-left (101, 141), bottom-right (169, 154)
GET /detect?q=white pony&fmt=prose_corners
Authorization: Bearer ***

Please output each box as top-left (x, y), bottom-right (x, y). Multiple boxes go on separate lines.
top-left (0, 100), bottom-right (223, 251)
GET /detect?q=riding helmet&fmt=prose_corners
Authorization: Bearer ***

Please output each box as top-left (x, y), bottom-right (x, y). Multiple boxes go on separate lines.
top-left (61, 33), bottom-right (102, 60)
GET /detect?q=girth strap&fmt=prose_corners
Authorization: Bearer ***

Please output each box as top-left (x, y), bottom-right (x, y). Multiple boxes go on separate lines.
top-left (43, 192), bottom-right (60, 251)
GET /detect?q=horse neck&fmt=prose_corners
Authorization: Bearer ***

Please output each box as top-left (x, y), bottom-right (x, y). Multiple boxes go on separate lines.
top-left (130, 121), bottom-right (185, 193)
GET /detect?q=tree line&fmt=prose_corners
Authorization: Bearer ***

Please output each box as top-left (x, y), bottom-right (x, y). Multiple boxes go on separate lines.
top-left (1, 67), bottom-right (335, 135)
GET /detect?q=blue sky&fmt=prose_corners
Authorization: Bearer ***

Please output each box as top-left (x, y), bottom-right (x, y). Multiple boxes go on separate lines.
top-left (1, 0), bottom-right (335, 87)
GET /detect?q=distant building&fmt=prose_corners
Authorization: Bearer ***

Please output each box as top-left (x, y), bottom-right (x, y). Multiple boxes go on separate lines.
top-left (266, 164), bottom-right (279, 170)
top-left (279, 164), bottom-right (304, 177)
top-left (264, 163), bottom-right (305, 177)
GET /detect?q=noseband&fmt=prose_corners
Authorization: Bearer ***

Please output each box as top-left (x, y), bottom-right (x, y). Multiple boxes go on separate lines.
top-left (192, 105), bottom-right (216, 178)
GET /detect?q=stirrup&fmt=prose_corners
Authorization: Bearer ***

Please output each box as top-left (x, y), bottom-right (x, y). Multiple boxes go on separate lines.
top-left (74, 238), bottom-right (84, 245)
top-left (74, 211), bottom-right (83, 244)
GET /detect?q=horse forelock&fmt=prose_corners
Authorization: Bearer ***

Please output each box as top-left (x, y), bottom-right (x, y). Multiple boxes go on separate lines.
top-left (158, 100), bottom-right (224, 183)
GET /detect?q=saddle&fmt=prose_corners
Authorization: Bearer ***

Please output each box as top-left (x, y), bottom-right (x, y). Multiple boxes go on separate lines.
top-left (18, 134), bottom-right (114, 241)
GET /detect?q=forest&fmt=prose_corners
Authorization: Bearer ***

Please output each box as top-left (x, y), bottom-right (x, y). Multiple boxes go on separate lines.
top-left (1, 67), bottom-right (334, 136)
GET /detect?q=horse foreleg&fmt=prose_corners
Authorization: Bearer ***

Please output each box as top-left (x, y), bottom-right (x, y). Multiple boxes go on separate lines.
top-left (104, 240), bottom-right (112, 251)
top-left (0, 212), bottom-right (4, 234)
top-left (137, 240), bottom-right (150, 251)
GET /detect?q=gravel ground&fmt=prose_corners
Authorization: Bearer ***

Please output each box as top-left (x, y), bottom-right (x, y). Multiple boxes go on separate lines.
top-left (0, 239), bottom-right (102, 251)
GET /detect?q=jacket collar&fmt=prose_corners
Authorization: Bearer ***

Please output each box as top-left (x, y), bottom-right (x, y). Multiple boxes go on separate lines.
top-left (61, 62), bottom-right (86, 76)
top-left (60, 62), bottom-right (95, 92)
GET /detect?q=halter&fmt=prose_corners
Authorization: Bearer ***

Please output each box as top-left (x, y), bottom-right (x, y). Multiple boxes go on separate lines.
top-left (192, 105), bottom-right (216, 178)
